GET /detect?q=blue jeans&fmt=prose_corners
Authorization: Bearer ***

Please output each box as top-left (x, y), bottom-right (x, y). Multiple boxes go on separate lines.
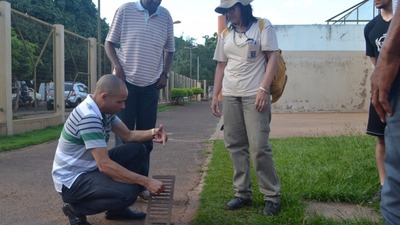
top-left (60, 143), bottom-right (147, 216)
top-left (115, 82), bottom-right (159, 177)
top-left (381, 75), bottom-right (400, 225)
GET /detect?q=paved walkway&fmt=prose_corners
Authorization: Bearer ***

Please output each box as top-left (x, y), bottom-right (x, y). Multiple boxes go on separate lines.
top-left (0, 101), bottom-right (368, 225)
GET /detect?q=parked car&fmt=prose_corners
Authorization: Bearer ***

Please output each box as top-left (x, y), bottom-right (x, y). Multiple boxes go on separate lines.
top-left (46, 82), bottom-right (89, 110)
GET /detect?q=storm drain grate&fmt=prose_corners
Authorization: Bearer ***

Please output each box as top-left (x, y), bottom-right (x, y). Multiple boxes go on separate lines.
top-left (145, 175), bottom-right (175, 225)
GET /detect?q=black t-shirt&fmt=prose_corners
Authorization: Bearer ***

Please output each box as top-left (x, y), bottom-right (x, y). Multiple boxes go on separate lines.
top-left (364, 14), bottom-right (391, 59)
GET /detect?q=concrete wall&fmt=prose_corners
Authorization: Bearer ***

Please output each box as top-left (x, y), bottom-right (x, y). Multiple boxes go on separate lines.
top-left (272, 25), bottom-right (371, 112)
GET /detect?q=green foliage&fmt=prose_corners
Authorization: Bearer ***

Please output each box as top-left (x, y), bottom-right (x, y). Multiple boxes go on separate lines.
top-left (192, 87), bottom-right (204, 95)
top-left (173, 34), bottom-right (217, 86)
top-left (184, 88), bottom-right (194, 97)
top-left (11, 29), bottom-right (37, 80)
top-left (193, 136), bottom-right (383, 225)
top-left (7, 0), bottom-right (110, 86)
top-left (170, 88), bottom-right (188, 98)
top-left (7, 0), bottom-right (109, 43)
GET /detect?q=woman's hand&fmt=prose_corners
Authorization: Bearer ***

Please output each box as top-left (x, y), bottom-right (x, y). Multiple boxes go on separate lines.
top-left (211, 98), bottom-right (222, 117)
top-left (255, 89), bottom-right (269, 112)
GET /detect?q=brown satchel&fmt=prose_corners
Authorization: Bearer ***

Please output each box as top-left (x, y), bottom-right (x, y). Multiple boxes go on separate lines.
top-left (270, 49), bottom-right (288, 103)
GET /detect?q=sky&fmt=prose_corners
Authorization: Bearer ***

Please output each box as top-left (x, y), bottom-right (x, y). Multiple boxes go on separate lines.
top-left (92, 0), bottom-right (364, 44)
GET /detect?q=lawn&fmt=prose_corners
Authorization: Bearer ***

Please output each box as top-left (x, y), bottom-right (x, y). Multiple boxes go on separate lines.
top-left (192, 136), bottom-right (383, 225)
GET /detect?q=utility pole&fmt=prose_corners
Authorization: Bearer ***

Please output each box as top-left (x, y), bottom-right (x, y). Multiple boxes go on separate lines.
top-left (184, 46), bottom-right (198, 81)
top-left (197, 56), bottom-right (199, 84)
top-left (97, 0), bottom-right (101, 79)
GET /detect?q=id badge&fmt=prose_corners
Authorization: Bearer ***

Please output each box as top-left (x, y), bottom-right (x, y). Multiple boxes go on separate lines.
top-left (246, 39), bottom-right (259, 62)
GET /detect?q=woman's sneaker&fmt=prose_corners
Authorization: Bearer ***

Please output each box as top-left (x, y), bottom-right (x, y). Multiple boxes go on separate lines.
top-left (263, 200), bottom-right (282, 216)
top-left (226, 197), bottom-right (252, 210)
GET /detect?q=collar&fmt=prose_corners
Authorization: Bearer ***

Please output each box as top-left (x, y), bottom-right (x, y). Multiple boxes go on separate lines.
top-left (135, 1), bottom-right (160, 15)
top-left (85, 94), bottom-right (103, 120)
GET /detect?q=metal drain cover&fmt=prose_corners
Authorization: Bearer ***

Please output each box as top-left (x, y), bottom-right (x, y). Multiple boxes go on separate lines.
top-left (145, 175), bottom-right (175, 225)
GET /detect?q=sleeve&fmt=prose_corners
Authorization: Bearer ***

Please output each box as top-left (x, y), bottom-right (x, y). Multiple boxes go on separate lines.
top-left (111, 114), bottom-right (122, 127)
top-left (105, 5), bottom-right (124, 43)
top-left (260, 19), bottom-right (279, 52)
top-left (79, 116), bottom-right (108, 149)
top-left (213, 34), bottom-right (228, 62)
top-left (164, 10), bottom-right (176, 53)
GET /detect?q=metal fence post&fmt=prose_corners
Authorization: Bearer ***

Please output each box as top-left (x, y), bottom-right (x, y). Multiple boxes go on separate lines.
top-left (88, 38), bottom-right (97, 93)
top-left (0, 1), bottom-right (13, 135)
top-left (54, 24), bottom-right (65, 122)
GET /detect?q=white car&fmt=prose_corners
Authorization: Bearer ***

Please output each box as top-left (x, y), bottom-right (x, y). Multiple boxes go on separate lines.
top-left (64, 82), bottom-right (89, 108)
top-left (46, 82), bottom-right (89, 110)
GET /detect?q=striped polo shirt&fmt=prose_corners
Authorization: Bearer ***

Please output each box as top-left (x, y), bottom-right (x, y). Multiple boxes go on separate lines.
top-left (51, 95), bottom-right (121, 192)
top-left (106, 1), bottom-right (175, 87)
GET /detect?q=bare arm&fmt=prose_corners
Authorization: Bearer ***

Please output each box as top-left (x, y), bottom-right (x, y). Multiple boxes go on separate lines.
top-left (112, 122), bottom-right (168, 146)
top-left (210, 61), bottom-right (226, 117)
top-left (104, 41), bottom-right (125, 81)
top-left (371, 3), bottom-right (400, 122)
top-left (255, 51), bottom-right (279, 112)
top-left (156, 51), bottom-right (175, 89)
top-left (91, 148), bottom-right (165, 194)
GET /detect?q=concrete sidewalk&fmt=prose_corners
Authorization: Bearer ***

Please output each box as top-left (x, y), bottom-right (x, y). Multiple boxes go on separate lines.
top-left (0, 101), bottom-right (368, 225)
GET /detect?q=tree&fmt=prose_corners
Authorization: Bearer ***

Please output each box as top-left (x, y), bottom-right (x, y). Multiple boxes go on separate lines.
top-left (6, 0), bottom-right (109, 42)
top-left (7, 0), bottom-right (109, 87)
top-left (11, 28), bottom-right (37, 81)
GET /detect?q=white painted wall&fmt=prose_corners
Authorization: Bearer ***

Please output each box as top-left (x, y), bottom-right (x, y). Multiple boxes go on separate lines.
top-left (272, 25), bottom-right (371, 112)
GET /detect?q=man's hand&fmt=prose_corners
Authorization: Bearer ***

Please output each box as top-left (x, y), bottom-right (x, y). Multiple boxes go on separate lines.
top-left (146, 178), bottom-right (165, 195)
top-left (153, 124), bottom-right (168, 146)
top-left (156, 72), bottom-right (168, 89)
top-left (114, 65), bottom-right (126, 81)
top-left (370, 69), bottom-right (389, 123)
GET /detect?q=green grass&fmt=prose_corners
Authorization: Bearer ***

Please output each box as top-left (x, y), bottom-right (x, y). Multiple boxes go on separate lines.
top-left (193, 135), bottom-right (383, 225)
top-left (0, 105), bottom-right (176, 152)
top-left (0, 125), bottom-right (63, 152)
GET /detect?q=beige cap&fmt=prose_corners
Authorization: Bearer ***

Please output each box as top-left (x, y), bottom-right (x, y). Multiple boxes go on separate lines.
top-left (215, 0), bottom-right (254, 14)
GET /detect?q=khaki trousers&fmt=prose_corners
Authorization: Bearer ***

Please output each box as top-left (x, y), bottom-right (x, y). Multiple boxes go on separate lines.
top-left (222, 95), bottom-right (281, 203)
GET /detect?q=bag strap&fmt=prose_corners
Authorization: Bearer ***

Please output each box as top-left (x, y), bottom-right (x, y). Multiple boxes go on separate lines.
top-left (222, 18), bottom-right (265, 38)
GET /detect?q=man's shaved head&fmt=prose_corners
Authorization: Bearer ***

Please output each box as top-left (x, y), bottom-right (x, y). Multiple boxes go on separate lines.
top-left (94, 74), bottom-right (126, 97)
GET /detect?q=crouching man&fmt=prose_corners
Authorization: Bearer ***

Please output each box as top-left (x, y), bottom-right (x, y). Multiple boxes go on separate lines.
top-left (52, 74), bottom-right (168, 225)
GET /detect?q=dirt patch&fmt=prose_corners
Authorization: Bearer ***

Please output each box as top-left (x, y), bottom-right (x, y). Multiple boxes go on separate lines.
top-left (305, 201), bottom-right (381, 223)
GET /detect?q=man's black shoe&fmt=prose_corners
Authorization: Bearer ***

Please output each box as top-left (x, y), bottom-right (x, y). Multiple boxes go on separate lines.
top-left (138, 189), bottom-right (151, 202)
top-left (263, 200), bottom-right (282, 216)
top-left (227, 197), bottom-right (252, 210)
top-left (105, 208), bottom-right (146, 220)
top-left (62, 203), bottom-right (91, 225)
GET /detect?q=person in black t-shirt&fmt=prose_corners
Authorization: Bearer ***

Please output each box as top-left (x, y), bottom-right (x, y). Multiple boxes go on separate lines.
top-left (363, 0), bottom-right (393, 203)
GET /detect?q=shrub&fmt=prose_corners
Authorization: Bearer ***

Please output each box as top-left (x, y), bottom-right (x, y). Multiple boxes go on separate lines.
top-left (192, 87), bottom-right (204, 95)
top-left (184, 88), bottom-right (194, 97)
top-left (171, 88), bottom-right (188, 98)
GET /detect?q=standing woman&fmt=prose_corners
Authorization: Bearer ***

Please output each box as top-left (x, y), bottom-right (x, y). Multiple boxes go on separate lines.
top-left (211, 0), bottom-right (282, 216)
